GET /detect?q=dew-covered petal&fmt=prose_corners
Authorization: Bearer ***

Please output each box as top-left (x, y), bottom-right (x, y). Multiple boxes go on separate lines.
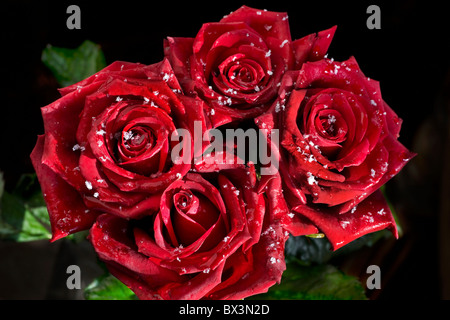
top-left (293, 190), bottom-right (398, 250)
top-left (31, 135), bottom-right (99, 241)
top-left (292, 26), bottom-right (336, 68)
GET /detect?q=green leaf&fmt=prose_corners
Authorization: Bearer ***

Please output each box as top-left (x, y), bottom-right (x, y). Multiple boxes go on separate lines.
top-left (42, 40), bottom-right (106, 87)
top-left (0, 191), bottom-right (51, 242)
top-left (0, 173), bottom-right (51, 242)
top-left (250, 261), bottom-right (367, 300)
top-left (84, 273), bottom-right (137, 300)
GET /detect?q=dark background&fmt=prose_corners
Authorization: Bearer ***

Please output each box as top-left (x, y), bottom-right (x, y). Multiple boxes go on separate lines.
top-left (0, 0), bottom-right (449, 299)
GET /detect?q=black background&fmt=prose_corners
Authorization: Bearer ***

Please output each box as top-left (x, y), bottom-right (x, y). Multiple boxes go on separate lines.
top-left (1, 0), bottom-right (449, 300)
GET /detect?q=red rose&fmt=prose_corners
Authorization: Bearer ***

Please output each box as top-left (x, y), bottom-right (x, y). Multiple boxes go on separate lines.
top-left (31, 59), bottom-right (207, 241)
top-left (256, 57), bottom-right (415, 249)
top-left (164, 5), bottom-right (335, 127)
top-left (89, 154), bottom-right (287, 300)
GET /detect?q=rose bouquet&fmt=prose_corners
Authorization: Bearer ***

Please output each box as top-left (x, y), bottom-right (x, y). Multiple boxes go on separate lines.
top-left (28, 6), bottom-right (414, 300)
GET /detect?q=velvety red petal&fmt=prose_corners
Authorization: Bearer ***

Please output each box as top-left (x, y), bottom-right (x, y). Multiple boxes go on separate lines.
top-left (89, 215), bottom-right (185, 294)
top-left (40, 81), bottom-right (103, 193)
top-left (193, 22), bottom-right (250, 57)
top-left (293, 190), bottom-right (398, 250)
top-left (292, 26), bottom-right (336, 68)
top-left (31, 135), bottom-right (99, 241)
top-left (220, 5), bottom-right (291, 44)
top-left (206, 221), bottom-right (288, 299)
top-left (59, 61), bottom-right (146, 96)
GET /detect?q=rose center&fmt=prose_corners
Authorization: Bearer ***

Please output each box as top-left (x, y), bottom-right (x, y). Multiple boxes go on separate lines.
top-left (226, 59), bottom-right (263, 89)
top-left (173, 190), bottom-right (197, 214)
top-left (122, 126), bottom-right (155, 151)
top-left (171, 189), bottom-right (225, 249)
top-left (319, 115), bottom-right (336, 136)
top-left (315, 110), bottom-right (348, 142)
top-left (235, 66), bottom-right (253, 82)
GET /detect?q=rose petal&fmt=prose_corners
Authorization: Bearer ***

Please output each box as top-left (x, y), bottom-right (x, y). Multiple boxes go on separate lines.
top-left (206, 219), bottom-right (288, 299)
top-left (293, 190), bottom-right (398, 250)
top-left (89, 214), bottom-right (193, 299)
top-left (292, 26), bottom-right (337, 68)
top-left (41, 81), bottom-right (103, 192)
top-left (164, 37), bottom-right (194, 83)
top-left (220, 5), bottom-right (291, 43)
top-left (31, 135), bottom-right (99, 241)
